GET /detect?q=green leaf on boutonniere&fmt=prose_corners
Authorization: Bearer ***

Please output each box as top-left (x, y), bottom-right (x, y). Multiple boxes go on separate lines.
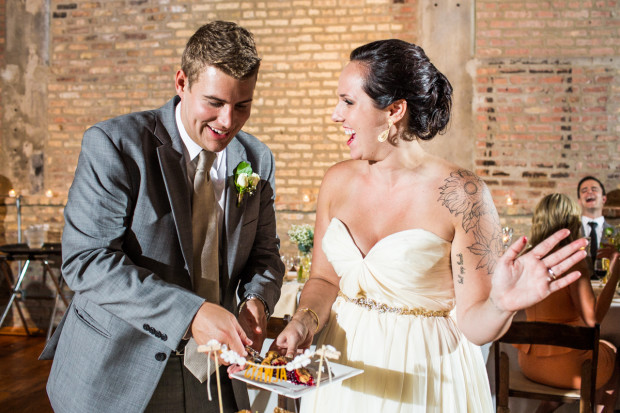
top-left (233, 161), bottom-right (260, 207)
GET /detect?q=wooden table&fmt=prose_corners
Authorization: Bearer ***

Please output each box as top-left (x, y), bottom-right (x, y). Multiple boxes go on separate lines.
top-left (0, 243), bottom-right (67, 339)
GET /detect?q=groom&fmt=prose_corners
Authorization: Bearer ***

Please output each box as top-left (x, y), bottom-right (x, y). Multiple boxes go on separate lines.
top-left (41, 21), bottom-right (284, 413)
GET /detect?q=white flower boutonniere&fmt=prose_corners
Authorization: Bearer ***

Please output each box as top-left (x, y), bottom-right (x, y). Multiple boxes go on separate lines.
top-left (234, 161), bottom-right (260, 207)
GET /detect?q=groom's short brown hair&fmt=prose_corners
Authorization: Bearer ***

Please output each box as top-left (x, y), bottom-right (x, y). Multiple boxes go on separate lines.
top-left (181, 20), bottom-right (261, 87)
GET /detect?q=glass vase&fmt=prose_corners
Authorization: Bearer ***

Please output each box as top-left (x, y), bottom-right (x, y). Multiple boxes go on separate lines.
top-left (297, 251), bottom-right (312, 283)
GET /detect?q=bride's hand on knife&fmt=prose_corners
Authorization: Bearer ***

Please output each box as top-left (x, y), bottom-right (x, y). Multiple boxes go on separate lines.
top-left (271, 312), bottom-right (316, 358)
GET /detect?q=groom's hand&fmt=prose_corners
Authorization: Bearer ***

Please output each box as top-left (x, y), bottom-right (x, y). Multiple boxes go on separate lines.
top-left (238, 298), bottom-right (268, 353)
top-left (190, 302), bottom-right (250, 363)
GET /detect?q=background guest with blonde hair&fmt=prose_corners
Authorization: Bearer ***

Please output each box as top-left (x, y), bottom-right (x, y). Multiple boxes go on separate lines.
top-left (517, 193), bottom-right (619, 413)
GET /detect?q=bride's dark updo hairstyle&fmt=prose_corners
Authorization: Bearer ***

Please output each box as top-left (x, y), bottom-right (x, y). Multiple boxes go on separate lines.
top-left (350, 39), bottom-right (453, 142)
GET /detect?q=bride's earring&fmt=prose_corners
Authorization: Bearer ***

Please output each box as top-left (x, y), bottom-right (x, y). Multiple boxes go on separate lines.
top-left (377, 119), bottom-right (393, 143)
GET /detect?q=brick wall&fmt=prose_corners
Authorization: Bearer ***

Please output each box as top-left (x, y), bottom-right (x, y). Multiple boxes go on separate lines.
top-left (1, 0), bottom-right (619, 329)
top-left (3, 0), bottom-right (420, 329)
top-left (0, 0), bottom-right (3, 151)
top-left (475, 0), bottom-right (620, 234)
top-left (45, 0), bottom-right (419, 257)
top-left (0, 0), bottom-right (5, 243)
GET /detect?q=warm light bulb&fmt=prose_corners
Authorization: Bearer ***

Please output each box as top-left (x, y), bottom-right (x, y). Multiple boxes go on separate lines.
top-left (45, 189), bottom-right (53, 198)
top-left (505, 195), bottom-right (513, 206)
top-left (8, 189), bottom-right (16, 198)
top-left (303, 194), bottom-right (310, 202)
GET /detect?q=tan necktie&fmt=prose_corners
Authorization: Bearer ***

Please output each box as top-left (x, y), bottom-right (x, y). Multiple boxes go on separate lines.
top-left (184, 150), bottom-right (220, 382)
top-left (191, 150), bottom-right (219, 303)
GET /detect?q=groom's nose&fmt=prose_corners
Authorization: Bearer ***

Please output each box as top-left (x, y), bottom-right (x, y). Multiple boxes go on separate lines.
top-left (218, 106), bottom-right (233, 129)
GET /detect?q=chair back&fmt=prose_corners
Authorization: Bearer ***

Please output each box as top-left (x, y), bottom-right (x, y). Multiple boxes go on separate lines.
top-left (494, 321), bottom-right (600, 413)
top-left (266, 316), bottom-right (290, 339)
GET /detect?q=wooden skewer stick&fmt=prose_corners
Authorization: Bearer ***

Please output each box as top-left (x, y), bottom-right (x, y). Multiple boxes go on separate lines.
top-left (215, 357), bottom-right (223, 413)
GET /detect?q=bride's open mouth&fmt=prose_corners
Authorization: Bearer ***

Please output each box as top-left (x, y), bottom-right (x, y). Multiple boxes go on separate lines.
top-left (344, 127), bottom-right (356, 146)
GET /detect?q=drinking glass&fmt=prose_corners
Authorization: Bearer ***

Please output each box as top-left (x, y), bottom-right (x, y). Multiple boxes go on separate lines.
top-left (593, 258), bottom-right (607, 281)
top-left (24, 225), bottom-right (46, 249)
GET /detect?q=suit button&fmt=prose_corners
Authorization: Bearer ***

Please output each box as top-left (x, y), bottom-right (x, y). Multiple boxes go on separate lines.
top-left (143, 324), bottom-right (149, 331)
top-left (155, 352), bottom-right (167, 362)
top-left (162, 334), bottom-right (168, 341)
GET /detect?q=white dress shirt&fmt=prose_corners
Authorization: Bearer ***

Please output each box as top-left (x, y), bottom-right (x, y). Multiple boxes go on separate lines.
top-left (175, 103), bottom-right (227, 238)
top-left (581, 215), bottom-right (605, 247)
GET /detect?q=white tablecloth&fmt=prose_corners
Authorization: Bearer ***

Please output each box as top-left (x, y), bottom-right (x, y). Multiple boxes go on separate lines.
top-left (272, 279), bottom-right (303, 319)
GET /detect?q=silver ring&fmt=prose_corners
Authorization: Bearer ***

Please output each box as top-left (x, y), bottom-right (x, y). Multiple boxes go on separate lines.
top-left (547, 268), bottom-right (557, 281)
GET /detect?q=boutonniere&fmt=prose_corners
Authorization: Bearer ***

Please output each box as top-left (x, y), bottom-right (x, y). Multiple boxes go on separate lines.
top-left (233, 161), bottom-right (260, 207)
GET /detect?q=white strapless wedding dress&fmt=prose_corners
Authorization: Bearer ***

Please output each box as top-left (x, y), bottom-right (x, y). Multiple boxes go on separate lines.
top-left (300, 218), bottom-right (493, 413)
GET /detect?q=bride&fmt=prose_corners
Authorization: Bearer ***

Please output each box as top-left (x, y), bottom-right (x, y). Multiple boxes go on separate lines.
top-left (272, 39), bottom-right (587, 412)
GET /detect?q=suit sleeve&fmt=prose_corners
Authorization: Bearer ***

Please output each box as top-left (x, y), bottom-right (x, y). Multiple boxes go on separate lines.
top-left (61, 126), bottom-right (204, 351)
top-left (236, 149), bottom-right (285, 315)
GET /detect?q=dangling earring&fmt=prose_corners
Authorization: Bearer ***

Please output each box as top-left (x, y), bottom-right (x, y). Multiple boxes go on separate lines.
top-left (377, 119), bottom-right (393, 143)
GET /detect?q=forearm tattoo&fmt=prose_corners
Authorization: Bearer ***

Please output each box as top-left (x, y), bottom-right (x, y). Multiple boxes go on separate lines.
top-left (438, 169), bottom-right (502, 275)
top-left (456, 253), bottom-right (465, 284)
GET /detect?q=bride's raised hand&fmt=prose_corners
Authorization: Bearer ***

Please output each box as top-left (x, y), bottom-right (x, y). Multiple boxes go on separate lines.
top-left (489, 229), bottom-right (587, 313)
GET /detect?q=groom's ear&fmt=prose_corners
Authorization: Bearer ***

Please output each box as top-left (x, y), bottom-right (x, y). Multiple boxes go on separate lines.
top-left (175, 70), bottom-right (189, 94)
top-left (388, 99), bottom-right (407, 123)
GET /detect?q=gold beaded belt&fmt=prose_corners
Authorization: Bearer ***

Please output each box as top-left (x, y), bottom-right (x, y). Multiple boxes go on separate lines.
top-left (337, 291), bottom-right (450, 317)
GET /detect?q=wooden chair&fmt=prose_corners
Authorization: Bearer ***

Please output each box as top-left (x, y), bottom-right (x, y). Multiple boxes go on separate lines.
top-left (494, 321), bottom-right (600, 413)
top-left (266, 315), bottom-right (290, 340)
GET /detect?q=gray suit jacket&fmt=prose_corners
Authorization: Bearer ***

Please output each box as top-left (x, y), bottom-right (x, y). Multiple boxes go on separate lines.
top-left (40, 96), bottom-right (284, 412)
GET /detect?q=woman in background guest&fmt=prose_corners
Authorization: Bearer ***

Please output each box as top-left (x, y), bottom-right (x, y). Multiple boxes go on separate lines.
top-left (517, 193), bottom-right (619, 413)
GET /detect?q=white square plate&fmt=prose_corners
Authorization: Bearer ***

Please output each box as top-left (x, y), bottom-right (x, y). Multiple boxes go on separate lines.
top-left (231, 361), bottom-right (363, 399)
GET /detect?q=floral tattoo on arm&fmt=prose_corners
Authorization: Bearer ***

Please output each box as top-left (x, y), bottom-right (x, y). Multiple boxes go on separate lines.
top-left (438, 169), bottom-right (502, 275)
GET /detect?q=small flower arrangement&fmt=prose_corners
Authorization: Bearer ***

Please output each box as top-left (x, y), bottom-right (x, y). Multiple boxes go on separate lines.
top-left (288, 224), bottom-right (314, 253)
top-left (233, 161), bottom-right (260, 207)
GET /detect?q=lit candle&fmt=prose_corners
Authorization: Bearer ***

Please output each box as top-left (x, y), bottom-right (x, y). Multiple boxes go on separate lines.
top-left (505, 195), bottom-right (513, 206)
top-left (45, 189), bottom-right (53, 198)
top-left (303, 194), bottom-right (310, 202)
top-left (8, 189), bottom-right (16, 198)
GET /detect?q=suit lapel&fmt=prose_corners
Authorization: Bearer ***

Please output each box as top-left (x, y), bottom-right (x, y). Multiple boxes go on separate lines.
top-left (223, 138), bottom-right (248, 278)
top-left (155, 100), bottom-right (194, 280)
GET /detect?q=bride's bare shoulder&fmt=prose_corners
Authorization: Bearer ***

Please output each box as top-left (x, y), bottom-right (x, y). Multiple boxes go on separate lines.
top-left (419, 155), bottom-right (480, 184)
top-left (322, 160), bottom-right (364, 184)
